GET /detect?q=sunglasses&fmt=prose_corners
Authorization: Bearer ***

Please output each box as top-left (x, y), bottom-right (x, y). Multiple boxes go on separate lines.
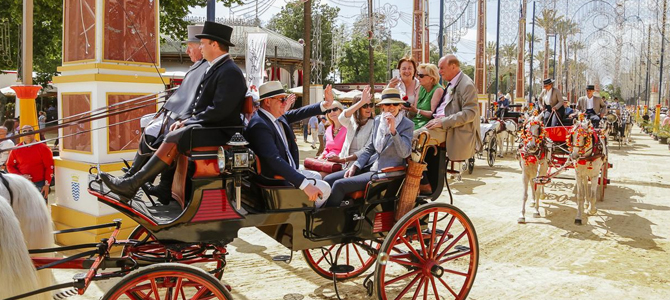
top-left (381, 103), bottom-right (401, 107)
top-left (20, 129), bottom-right (34, 134)
top-left (360, 103), bottom-right (373, 109)
top-left (325, 108), bottom-right (341, 114)
top-left (417, 74), bottom-right (427, 78)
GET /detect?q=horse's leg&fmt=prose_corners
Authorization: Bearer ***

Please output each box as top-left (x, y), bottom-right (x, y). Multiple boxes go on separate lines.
top-left (574, 166), bottom-right (585, 225)
top-left (530, 162), bottom-right (542, 218)
top-left (519, 163), bottom-right (529, 223)
top-left (587, 160), bottom-right (602, 215)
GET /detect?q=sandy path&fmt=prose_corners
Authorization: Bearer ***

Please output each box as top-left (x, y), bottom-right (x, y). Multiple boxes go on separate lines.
top-left (51, 128), bottom-right (670, 299)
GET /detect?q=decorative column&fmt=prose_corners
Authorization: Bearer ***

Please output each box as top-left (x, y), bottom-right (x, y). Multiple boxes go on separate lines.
top-left (515, 0), bottom-right (527, 105)
top-left (52, 0), bottom-right (164, 246)
top-left (10, 85), bottom-right (41, 140)
top-left (475, 0), bottom-right (488, 116)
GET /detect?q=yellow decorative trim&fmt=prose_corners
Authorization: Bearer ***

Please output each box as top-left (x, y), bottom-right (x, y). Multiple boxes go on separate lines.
top-left (61, 59), bottom-right (97, 65)
top-left (61, 149), bottom-right (94, 154)
top-left (52, 74), bottom-right (165, 84)
top-left (58, 63), bottom-right (166, 73)
top-left (54, 157), bottom-right (129, 173)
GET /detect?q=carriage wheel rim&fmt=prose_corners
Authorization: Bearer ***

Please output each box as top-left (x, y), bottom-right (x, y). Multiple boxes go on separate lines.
top-left (376, 205), bottom-right (478, 299)
top-left (104, 270), bottom-right (227, 299)
top-left (303, 241), bottom-right (379, 280)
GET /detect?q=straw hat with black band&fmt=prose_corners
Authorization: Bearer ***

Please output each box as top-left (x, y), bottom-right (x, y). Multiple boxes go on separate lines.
top-left (258, 81), bottom-right (288, 101)
top-left (377, 88), bottom-right (405, 106)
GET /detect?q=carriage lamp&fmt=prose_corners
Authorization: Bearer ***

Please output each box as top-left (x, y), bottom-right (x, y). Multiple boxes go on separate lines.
top-left (225, 132), bottom-right (256, 209)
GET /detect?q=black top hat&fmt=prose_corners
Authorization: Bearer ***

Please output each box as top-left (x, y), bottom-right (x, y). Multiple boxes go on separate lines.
top-left (195, 21), bottom-right (235, 47)
top-left (543, 78), bottom-right (555, 85)
top-left (586, 85), bottom-right (595, 90)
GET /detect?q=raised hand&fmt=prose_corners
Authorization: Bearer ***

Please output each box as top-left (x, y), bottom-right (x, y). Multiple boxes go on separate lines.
top-left (324, 84), bottom-right (334, 108)
top-left (361, 86), bottom-right (372, 105)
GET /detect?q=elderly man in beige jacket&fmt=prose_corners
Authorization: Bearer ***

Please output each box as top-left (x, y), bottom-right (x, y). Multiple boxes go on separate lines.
top-left (538, 78), bottom-right (565, 126)
top-left (420, 54), bottom-right (480, 162)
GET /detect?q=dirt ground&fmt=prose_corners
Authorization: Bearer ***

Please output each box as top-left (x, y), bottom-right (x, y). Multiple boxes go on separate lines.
top-left (52, 127), bottom-right (670, 299)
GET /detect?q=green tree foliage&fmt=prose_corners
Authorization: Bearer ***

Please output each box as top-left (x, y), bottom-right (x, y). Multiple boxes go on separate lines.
top-left (339, 35), bottom-right (387, 83)
top-left (0, 0), bottom-right (241, 86)
top-left (266, 0), bottom-right (340, 84)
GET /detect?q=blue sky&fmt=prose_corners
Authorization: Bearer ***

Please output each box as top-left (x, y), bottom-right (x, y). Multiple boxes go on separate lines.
top-left (190, 0), bottom-right (541, 65)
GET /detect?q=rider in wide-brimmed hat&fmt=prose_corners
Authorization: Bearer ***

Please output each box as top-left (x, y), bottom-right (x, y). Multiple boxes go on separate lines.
top-left (537, 77), bottom-right (564, 126)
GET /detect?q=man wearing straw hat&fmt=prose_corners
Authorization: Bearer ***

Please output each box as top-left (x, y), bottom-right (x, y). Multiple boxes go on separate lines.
top-left (538, 78), bottom-right (564, 126)
top-left (98, 21), bottom-right (247, 204)
top-left (245, 81), bottom-right (335, 206)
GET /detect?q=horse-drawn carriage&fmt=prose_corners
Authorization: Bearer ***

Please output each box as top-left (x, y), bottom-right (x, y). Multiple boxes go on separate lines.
top-left (8, 127), bottom-right (480, 300)
top-left (521, 114), bottom-right (612, 225)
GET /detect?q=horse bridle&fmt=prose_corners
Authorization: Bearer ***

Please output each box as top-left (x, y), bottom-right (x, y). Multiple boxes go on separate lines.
top-left (0, 172), bottom-right (13, 206)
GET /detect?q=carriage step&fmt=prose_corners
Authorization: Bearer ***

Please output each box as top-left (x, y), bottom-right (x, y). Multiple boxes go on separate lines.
top-left (272, 254), bottom-right (291, 263)
top-left (329, 264), bottom-right (356, 274)
top-left (454, 245), bottom-right (470, 252)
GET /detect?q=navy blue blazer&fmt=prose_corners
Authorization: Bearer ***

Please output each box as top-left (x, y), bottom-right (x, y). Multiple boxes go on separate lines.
top-left (245, 103), bottom-right (324, 187)
top-left (184, 55), bottom-right (247, 127)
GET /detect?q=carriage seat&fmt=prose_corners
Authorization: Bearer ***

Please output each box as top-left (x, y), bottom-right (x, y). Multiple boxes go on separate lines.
top-left (345, 166), bottom-right (406, 200)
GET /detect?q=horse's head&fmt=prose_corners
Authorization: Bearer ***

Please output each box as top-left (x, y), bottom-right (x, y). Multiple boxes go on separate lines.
top-left (521, 119), bottom-right (544, 155)
top-left (568, 120), bottom-right (594, 159)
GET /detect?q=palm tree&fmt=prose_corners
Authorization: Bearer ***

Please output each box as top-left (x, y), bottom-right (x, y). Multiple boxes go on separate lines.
top-left (535, 9), bottom-right (563, 79)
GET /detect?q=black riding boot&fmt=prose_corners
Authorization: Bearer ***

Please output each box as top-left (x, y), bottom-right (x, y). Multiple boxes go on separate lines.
top-left (146, 167), bottom-right (176, 205)
top-left (100, 143), bottom-right (178, 203)
top-left (123, 135), bottom-right (157, 178)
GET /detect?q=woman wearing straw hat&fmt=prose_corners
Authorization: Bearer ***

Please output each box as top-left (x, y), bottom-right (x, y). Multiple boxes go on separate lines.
top-left (323, 88), bottom-right (414, 207)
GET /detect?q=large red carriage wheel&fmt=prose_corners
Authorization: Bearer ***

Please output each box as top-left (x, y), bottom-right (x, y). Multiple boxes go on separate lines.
top-left (122, 225), bottom-right (225, 279)
top-left (101, 263), bottom-right (232, 300)
top-left (374, 202), bottom-right (478, 300)
top-left (302, 240), bottom-right (380, 280)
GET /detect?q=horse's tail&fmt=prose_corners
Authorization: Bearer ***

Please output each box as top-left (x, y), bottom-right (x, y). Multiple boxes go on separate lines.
top-left (0, 196), bottom-right (49, 300)
top-left (0, 174), bottom-right (55, 290)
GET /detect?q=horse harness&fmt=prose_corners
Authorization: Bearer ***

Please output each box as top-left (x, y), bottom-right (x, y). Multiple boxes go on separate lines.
top-left (0, 171), bottom-right (14, 206)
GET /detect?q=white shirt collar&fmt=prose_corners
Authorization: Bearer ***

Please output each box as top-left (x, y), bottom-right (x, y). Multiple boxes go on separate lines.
top-left (448, 72), bottom-right (462, 86)
top-left (258, 107), bottom-right (278, 123)
top-left (208, 53), bottom-right (229, 67)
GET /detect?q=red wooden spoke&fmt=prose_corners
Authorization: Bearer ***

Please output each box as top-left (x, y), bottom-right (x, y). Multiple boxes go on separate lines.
top-left (413, 219), bottom-right (428, 258)
top-left (353, 243), bottom-right (365, 265)
top-left (315, 244), bottom-right (337, 264)
top-left (435, 230), bottom-right (467, 261)
top-left (393, 273), bottom-right (422, 300)
top-left (431, 215), bottom-right (455, 258)
top-left (429, 276), bottom-right (440, 300)
top-left (438, 251), bottom-right (472, 265)
top-left (428, 212), bottom-right (439, 259)
top-left (388, 257), bottom-right (422, 268)
top-left (442, 268), bottom-right (469, 277)
top-left (422, 276), bottom-right (429, 300)
top-left (385, 269), bottom-right (421, 285)
top-left (150, 278), bottom-right (160, 300)
top-left (437, 276), bottom-right (459, 299)
top-left (171, 278), bottom-right (184, 300)
top-left (411, 276), bottom-right (425, 300)
top-left (399, 235), bottom-right (426, 264)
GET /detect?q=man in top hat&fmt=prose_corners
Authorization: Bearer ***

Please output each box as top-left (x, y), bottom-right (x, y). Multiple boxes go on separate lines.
top-left (423, 54), bottom-right (480, 162)
top-left (245, 81), bottom-right (335, 204)
top-left (98, 21), bottom-right (247, 203)
top-left (577, 84), bottom-right (606, 128)
top-left (119, 25), bottom-right (209, 204)
top-left (537, 78), bottom-right (564, 126)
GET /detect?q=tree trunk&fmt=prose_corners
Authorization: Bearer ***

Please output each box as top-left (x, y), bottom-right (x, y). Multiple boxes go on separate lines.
top-left (543, 38), bottom-right (550, 79)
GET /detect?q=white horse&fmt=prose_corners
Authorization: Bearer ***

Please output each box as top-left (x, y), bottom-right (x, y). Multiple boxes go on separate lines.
top-left (517, 117), bottom-right (548, 223)
top-left (496, 119), bottom-right (518, 157)
top-left (568, 120), bottom-right (606, 225)
top-left (0, 173), bottom-right (54, 296)
top-left (0, 196), bottom-right (49, 300)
